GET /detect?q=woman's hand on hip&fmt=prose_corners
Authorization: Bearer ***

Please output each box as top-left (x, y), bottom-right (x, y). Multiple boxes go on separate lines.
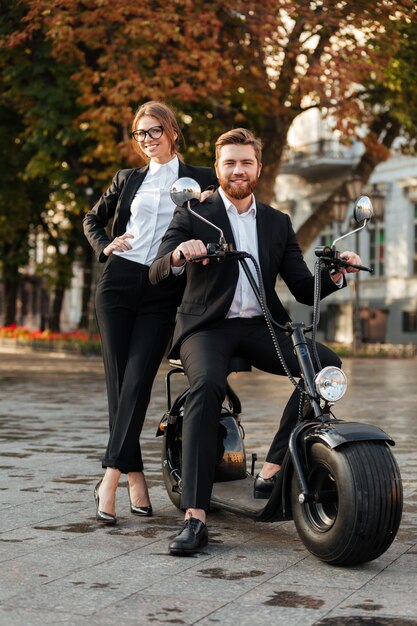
top-left (104, 233), bottom-right (134, 256)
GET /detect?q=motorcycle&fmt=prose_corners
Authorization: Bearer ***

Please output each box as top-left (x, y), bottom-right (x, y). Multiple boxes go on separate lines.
top-left (156, 178), bottom-right (403, 566)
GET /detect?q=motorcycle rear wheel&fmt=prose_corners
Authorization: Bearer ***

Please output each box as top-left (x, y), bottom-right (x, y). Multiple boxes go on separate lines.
top-left (291, 440), bottom-right (403, 566)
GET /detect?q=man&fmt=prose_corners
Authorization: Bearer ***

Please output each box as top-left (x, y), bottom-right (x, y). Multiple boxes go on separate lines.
top-left (149, 128), bottom-right (361, 555)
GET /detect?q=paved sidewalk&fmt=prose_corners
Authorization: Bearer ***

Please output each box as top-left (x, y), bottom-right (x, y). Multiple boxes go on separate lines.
top-left (0, 349), bottom-right (416, 626)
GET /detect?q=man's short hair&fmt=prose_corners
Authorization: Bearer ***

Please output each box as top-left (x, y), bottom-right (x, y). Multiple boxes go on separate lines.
top-left (215, 128), bottom-right (262, 163)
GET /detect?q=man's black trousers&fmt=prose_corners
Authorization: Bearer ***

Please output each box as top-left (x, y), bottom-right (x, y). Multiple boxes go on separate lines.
top-left (179, 317), bottom-right (341, 510)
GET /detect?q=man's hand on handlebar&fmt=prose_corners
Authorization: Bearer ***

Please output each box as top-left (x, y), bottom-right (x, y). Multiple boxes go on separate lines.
top-left (330, 250), bottom-right (362, 283)
top-left (172, 240), bottom-right (210, 267)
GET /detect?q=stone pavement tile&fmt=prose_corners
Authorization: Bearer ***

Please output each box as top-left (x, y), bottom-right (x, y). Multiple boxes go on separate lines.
top-left (91, 594), bottom-right (229, 626)
top-left (0, 524), bottom-right (78, 563)
top-left (0, 529), bottom-right (160, 602)
top-left (3, 553), bottom-right (256, 618)
top-left (1, 497), bottom-right (101, 534)
top-left (3, 579), bottom-right (134, 618)
top-left (195, 580), bottom-right (354, 626)
top-left (267, 557), bottom-right (383, 590)
top-left (244, 518), bottom-right (307, 548)
top-left (326, 588), bottom-right (417, 620)
top-left (1, 353), bottom-right (417, 625)
top-left (136, 567), bottom-right (277, 603)
top-left (0, 606), bottom-right (81, 626)
top-left (214, 545), bottom-right (307, 573)
top-left (360, 550), bottom-right (417, 593)
top-left (211, 527), bottom-right (309, 572)
top-left (398, 474), bottom-right (417, 546)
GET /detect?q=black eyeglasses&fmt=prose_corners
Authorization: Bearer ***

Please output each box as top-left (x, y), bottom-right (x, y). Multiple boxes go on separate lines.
top-left (131, 125), bottom-right (164, 143)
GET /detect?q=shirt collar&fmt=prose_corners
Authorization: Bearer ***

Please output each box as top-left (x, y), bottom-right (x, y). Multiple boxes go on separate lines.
top-left (148, 155), bottom-right (179, 176)
top-left (219, 187), bottom-right (257, 217)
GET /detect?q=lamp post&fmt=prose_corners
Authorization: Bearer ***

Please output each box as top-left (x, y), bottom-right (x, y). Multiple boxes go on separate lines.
top-left (342, 177), bottom-right (386, 351)
top-left (331, 193), bottom-right (349, 230)
top-left (345, 175), bottom-right (363, 206)
top-left (345, 175), bottom-right (364, 352)
top-left (329, 193), bottom-right (349, 347)
top-left (369, 184), bottom-right (385, 221)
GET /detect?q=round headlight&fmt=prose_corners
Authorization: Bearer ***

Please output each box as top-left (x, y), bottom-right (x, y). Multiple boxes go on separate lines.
top-left (314, 366), bottom-right (347, 402)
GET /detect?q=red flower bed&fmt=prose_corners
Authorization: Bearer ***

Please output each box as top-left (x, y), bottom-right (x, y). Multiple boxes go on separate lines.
top-left (0, 325), bottom-right (101, 354)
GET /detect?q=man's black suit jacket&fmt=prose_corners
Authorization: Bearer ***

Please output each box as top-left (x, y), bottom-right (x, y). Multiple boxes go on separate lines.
top-left (83, 162), bottom-right (217, 262)
top-left (149, 190), bottom-right (343, 358)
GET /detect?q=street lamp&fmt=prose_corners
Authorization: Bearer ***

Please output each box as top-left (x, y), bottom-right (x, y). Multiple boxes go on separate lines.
top-left (342, 176), bottom-right (386, 350)
top-left (332, 194), bottom-right (349, 225)
top-left (345, 175), bottom-right (363, 203)
top-left (369, 184), bottom-right (385, 220)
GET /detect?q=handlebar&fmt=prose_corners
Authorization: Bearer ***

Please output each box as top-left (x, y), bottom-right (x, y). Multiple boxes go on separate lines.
top-left (327, 257), bottom-right (373, 274)
top-left (177, 243), bottom-right (247, 263)
top-left (315, 246), bottom-right (373, 273)
top-left (180, 246), bottom-right (373, 274)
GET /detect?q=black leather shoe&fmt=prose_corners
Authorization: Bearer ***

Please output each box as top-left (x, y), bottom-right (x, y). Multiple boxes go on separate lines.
top-left (94, 480), bottom-right (117, 525)
top-left (253, 471), bottom-right (280, 499)
top-left (169, 517), bottom-right (209, 556)
top-left (127, 484), bottom-right (152, 517)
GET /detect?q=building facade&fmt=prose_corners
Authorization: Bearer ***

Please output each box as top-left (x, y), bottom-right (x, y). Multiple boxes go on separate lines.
top-left (276, 111), bottom-right (417, 346)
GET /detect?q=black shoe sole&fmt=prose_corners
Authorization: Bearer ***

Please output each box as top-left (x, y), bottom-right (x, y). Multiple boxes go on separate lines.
top-left (130, 506), bottom-right (153, 517)
top-left (169, 539), bottom-right (208, 556)
top-left (169, 534), bottom-right (209, 556)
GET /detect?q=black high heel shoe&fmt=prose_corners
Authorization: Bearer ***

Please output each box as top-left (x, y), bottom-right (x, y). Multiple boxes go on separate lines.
top-left (127, 483), bottom-right (152, 517)
top-left (253, 471), bottom-right (280, 499)
top-left (94, 480), bottom-right (117, 525)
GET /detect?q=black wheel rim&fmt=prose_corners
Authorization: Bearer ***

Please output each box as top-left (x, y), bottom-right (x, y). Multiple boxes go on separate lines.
top-left (305, 465), bottom-right (338, 531)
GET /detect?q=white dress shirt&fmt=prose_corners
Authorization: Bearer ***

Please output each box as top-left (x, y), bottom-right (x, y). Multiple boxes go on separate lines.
top-left (113, 156), bottom-right (179, 266)
top-left (217, 188), bottom-right (263, 318)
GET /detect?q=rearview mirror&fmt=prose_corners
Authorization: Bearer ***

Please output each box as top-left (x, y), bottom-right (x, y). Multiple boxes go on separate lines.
top-left (170, 177), bottom-right (201, 207)
top-left (353, 195), bottom-right (373, 224)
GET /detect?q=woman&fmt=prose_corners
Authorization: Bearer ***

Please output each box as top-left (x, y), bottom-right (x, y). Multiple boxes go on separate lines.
top-left (83, 101), bottom-right (217, 524)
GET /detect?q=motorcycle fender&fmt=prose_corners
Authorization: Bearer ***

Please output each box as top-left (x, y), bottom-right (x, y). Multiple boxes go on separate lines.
top-left (303, 420), bottom-right (395, 449)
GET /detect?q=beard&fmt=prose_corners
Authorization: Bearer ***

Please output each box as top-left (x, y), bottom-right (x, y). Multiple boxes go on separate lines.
top-left (218, 174), bottom-right (258, 200)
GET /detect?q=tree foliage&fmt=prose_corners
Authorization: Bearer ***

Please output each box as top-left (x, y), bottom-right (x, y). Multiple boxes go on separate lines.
top-left (1, 0), bottom-right (417, 324)
top-left (4, 0), bottom-right (415, 194)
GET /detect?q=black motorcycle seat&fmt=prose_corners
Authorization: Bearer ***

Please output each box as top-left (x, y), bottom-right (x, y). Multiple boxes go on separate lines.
top-left (168, 355), bottom-right (252, 374)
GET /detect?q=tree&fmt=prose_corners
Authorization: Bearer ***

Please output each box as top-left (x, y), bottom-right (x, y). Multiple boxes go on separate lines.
top-left (2, 0), bottom-right (416, 328)
top-left (297, 15), bottom-right (417, 250)
top-left (0, 103), bottom-right (50, 325)
top-left (7, 1), bottom-right (414, 196)
top-left (1, 0), bottom-right (229, 326)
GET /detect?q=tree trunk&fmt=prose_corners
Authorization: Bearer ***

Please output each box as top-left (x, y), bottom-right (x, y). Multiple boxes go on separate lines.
top-left (296, 114), bottom-right (401, 252)
top-left (48, 240), bottom-right (77, 332)
top-left (3, 273), bottom-right (19, 326)
top-left (78, 244), bottom-right (93, 330)
top-left (49, 285), bottom-right (65, 332)
top-left (257, 113), bottom-right (293, 204)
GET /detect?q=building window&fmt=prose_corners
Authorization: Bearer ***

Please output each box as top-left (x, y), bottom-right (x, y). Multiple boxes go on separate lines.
top-left (369, 223), bottom-right (385, 276)
top-left (320, 224), bottom-right (334, 248)
top-left (403, 311), bottom-right (417, 333)
top-left (414, 203), bottom-right (417, 275)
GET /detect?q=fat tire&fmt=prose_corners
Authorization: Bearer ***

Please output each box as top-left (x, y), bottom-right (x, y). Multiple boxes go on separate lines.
top-left (291, 440), bottom-right (402, 565)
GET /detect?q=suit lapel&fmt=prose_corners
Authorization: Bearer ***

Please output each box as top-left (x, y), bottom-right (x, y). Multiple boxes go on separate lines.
top-left (117, 166), bottom-right (149, 233)
top-left (203, 191), bottom-right (236, 249)
top-left (255, 202), bottom-right (272, 282)
top-left (202, 194), bottom-right (271, 264)
top-left (178, 162), bottom-right (191, 178)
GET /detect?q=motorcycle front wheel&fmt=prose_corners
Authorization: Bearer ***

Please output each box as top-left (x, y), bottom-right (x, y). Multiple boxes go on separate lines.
top-left (291, 440), bottom-right (403, 566)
